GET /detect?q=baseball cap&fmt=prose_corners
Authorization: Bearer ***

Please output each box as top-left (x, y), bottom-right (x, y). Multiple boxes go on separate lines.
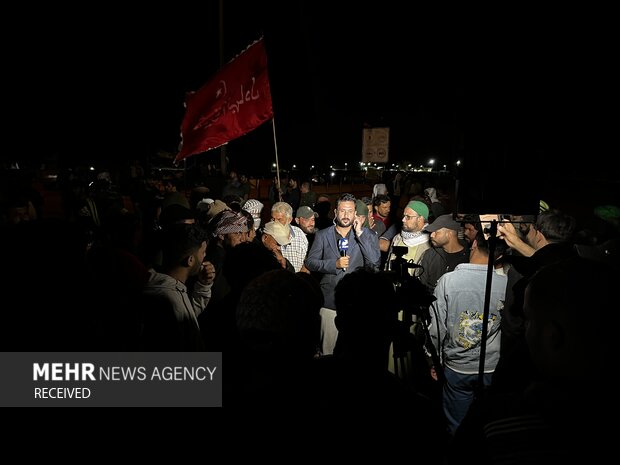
top-left (426, 214), bottom-right (461, 233)
top-left (296, 206), bottom-right (318, 219)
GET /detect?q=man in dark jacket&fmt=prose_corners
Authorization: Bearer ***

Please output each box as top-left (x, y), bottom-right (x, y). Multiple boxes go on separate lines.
top-left (305, 193), bottom-right (381, 355)
top-left (419, 214), bottom-right (469, 294)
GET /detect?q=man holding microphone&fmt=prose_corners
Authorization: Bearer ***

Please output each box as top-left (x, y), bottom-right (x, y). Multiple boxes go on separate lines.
top-left (305, 193), bottom-right (381, 355)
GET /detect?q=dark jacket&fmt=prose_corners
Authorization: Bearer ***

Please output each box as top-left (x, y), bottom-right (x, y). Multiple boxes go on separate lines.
top-left (419, 245), bottom-right (470, 294)
top-left (305, 227), bottom-right (381, 308)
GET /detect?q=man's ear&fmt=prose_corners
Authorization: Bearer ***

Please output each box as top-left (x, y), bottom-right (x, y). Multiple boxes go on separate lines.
top-left (185, 255), bottom-right (194, 268)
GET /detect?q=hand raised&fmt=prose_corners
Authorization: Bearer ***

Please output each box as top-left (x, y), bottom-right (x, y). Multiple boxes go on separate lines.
top-left (198, 261), bottom-right (216, 285)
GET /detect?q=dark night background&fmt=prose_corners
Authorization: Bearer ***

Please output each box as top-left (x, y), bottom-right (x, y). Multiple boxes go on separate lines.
top-left (3, 2), bottom-right (619, 211)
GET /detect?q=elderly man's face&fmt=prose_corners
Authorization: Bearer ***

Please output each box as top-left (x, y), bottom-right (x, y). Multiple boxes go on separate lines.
top-left (271, 211), bottom-right (290, 226)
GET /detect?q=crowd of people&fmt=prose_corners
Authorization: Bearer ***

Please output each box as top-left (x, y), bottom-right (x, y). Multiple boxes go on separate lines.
top-left (1, 164), bottom-right (618, 460)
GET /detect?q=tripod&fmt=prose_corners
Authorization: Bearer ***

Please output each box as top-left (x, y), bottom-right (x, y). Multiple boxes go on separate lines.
top-left (389, 258), bottom-right (445, 392)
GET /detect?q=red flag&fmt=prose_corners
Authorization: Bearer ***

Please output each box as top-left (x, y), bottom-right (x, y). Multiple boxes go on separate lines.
top-left (175, 38), bottom-right (273, 163)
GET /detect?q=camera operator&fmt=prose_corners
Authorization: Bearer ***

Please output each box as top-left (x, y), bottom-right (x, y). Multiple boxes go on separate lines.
top-left (493, 209), bottom-right (577, 393)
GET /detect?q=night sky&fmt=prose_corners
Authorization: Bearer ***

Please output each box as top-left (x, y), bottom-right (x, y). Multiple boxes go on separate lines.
top-left (4, 2), bottom-right (619, 199)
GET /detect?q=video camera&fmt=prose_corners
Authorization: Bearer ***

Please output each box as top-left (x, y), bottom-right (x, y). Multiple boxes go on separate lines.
top-left (389, 246), bottom-right (436, 320)
top-left (390, 246), bottom-right (422, 278)
top-left (388, 245), bottom-right (440, 384)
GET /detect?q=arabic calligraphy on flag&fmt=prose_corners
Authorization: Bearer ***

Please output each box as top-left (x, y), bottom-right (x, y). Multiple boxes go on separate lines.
top-left (175, 38), bottom-right (273, 163)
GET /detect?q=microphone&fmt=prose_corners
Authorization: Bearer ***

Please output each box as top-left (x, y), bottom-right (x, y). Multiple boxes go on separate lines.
top-left (338, 237), bottom-right (349, 271)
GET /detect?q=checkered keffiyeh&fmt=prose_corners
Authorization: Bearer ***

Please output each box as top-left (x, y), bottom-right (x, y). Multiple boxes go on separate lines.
top-left (214, 210), bottom-right (247, 235)
top-left (243, 199), bottom-right (264, 215)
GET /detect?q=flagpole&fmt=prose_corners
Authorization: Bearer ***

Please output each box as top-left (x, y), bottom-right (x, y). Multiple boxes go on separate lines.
top-left (183, 158), bottom-right (187, 193)
top-left (218, 0), bottom-right (227, 176)
top-left (272, 118), bottom-right (282, 202)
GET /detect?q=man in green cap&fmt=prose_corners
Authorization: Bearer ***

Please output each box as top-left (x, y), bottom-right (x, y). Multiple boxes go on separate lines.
top-left (384, 200), bottom-right (431, 275)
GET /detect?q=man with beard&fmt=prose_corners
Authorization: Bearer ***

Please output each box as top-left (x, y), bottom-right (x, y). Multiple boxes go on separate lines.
top-left (295, 205), bottom-right (318, 250)
top-left (384, 200), bottom-right (432, 275)
top-left (305, 193), bottom-right (381, 355)
top-left (140, 223), bottom-right (215, 351)
top-left (419, 214), bottom-right (469, 294)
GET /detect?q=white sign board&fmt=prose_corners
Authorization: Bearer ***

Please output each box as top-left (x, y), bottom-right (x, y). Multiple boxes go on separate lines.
top-left (362, 127), bottom-right (390, 163)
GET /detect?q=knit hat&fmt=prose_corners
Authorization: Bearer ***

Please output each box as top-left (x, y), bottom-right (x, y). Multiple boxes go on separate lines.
top-left (405, 200), bottom-right (429, 220)
top-left (214, 210), bottom-right (247, 236)
top-left (354, 199), bottom-right (367, 217)
top-left (356, 199), bottom-right (370, 228)
top-left (263, 221), bottom-right (291, 246)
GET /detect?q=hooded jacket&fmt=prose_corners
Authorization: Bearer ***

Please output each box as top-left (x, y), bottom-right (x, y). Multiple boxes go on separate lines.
top-left (141, 270), bottom-right (212, 351)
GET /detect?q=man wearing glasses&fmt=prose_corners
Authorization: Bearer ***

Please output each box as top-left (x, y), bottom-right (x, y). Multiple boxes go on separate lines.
top-left (384, 200), bottom-right (431, 275)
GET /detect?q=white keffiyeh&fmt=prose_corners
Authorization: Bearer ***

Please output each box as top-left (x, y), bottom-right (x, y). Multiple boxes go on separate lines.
top-left (400, 229), bottom-right (429, 247)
